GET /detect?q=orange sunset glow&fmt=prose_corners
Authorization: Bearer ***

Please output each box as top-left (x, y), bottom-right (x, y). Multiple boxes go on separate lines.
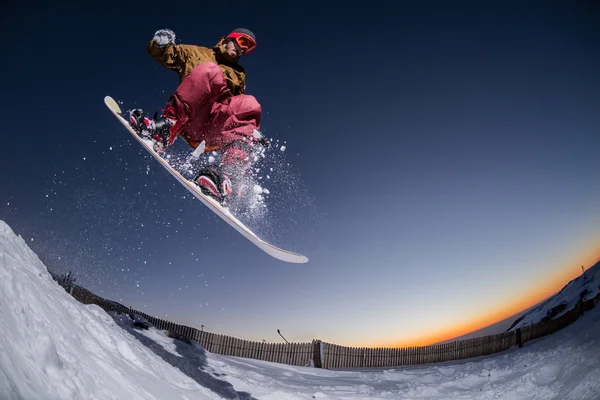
top-left (381, 246), bottom-right (600, 349)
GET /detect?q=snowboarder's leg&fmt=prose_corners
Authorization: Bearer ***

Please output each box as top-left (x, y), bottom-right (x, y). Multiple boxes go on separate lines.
top-left (219, 94), bottom-right (263, 141)
top-left (171, 62), bottom-right (230, 130)
top-left (198, 94), bottom-right (263, 150)
top-left (194, 96), bottom-right (266, 202)
top-left (129, 62), bottom-right (229, 149)
top-left (194, 141), bottom-right (254, 202)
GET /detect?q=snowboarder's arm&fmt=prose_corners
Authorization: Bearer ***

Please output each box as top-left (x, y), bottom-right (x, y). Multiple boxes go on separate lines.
top-left (147, 29), bottom-right (196, 73)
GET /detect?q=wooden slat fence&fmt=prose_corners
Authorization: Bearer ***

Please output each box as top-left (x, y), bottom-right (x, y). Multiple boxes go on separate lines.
top-left (321, 331), bottom-right (517, 369)
top-left (62, 282), bottom-right (599, 370)
top-left (321, 294), bottom-right (599, 369)
top-left (519, 304), bottom-right (582, 344)
top-left (68, 285), bottom-right (314, 366)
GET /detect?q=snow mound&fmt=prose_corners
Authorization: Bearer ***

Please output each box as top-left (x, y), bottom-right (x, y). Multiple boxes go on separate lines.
top-left (0, 220), bottom-right (219, 400)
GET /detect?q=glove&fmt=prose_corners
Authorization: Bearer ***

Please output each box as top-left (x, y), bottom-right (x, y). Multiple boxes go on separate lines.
top-left (153, 29), bottom-right (176, 47)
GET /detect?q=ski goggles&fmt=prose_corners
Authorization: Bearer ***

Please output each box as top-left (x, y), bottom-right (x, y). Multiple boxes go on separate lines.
top-left (227, 32), bottom-right (257, 56)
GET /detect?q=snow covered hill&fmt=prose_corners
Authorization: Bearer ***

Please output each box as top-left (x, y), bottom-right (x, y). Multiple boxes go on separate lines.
top-left (508, 261), bottom-right (600, 331)
top-left (1, 219), bottom-right (599, 399)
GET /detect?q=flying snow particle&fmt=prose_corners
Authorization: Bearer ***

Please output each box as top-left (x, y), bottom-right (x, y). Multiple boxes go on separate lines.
top-left (280, 146), bottom-right (286, 152)
top-left (191, 140), bottom-right (206, 158)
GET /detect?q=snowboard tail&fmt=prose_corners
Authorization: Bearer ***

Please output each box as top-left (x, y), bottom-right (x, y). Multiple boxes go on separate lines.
top-left (104, 96), bottom-right (308, 264)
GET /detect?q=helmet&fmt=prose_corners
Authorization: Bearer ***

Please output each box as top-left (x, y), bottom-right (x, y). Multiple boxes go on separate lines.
top-left (227, 28), bottom-right (257, 56)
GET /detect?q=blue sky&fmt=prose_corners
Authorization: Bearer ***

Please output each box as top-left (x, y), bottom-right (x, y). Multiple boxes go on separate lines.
top-left (2, 2), bottom-right (599, 346)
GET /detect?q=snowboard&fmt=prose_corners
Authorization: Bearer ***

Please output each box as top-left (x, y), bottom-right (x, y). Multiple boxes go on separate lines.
top-left (104, 96), bottom-right (308, 264)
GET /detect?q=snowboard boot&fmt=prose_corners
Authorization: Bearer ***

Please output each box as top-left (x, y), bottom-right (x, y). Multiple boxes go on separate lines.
top-left (194, 141), bottom-right (253, 203)
top-left (128, 110), bottom-right (172, 150)
top-left (194, 166), bottom-right (234, 203)
top-left (129, 102), bottom-right (179, 151)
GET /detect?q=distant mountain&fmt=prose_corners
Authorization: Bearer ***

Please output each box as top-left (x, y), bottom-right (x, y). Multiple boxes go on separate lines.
top-left (507, 261), bottom-right (600, 331)
top-left (437, 261), bottom-right (600, 344)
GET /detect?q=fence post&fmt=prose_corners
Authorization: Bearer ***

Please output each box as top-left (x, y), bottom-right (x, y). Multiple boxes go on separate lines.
top-left (515, 328), bottom-right (523, 348)
top-left (312, 340), bottom-right (322, 368)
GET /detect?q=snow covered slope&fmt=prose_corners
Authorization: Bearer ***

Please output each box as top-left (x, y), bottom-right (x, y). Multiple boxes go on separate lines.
top-left (508, 261), bottom-right (600, 331)
top-left (1, 219), bottom-right (599, 400)
top-left (0, 221), bottom-right (221, 400)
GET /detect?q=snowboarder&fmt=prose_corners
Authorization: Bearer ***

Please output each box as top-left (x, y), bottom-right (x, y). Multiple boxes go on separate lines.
top-left (128, 28), bottom-right (270, 203)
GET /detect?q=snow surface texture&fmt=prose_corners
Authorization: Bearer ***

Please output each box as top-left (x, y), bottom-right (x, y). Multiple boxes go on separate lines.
top-left (1, 219), bottom-right (599, 400)
top-left (509, 262), bottom-right (600, 330)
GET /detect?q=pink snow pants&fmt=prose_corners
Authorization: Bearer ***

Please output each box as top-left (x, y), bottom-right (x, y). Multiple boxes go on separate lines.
top-left (168, 62), bottom-right (261, 153)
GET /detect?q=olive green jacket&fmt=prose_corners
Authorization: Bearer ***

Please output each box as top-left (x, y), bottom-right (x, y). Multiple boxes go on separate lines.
top-left (147, 38), bottom-right (246, 96)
